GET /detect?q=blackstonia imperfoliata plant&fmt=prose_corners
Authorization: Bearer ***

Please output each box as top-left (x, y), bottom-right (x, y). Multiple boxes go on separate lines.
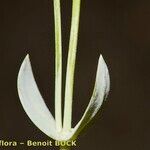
top-left (17, 0), bottom-right (110, 149)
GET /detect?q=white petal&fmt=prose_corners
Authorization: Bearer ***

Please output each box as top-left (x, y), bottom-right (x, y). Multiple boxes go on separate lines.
top-left (72, 55), bottom-right (110, 138)
top-left (17, 55), bottom-right (58, 140)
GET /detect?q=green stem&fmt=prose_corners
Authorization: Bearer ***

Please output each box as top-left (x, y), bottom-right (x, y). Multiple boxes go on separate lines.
top-left (60, 145), bottom-right (71, 150)
top-left (54, 0), bottom-right (62, 132)
top-left (63, 0), bottom-right (81, 131)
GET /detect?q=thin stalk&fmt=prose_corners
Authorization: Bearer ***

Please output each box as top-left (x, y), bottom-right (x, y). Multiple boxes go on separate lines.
top-left (60, 145), bottom-right (70, 150)
top-left (54, 0), bottom-right (62, 132)
top-left (63, 0), bottom-right (81, 131)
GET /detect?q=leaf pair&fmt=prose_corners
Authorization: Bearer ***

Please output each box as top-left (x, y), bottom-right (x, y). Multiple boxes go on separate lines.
top-left (17, 54), bottom-right (110, 141)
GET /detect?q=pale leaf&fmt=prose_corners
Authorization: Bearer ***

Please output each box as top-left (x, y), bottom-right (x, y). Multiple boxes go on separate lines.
top-left (72, 55), bottom-right (110, 138)
top-left (17, 55), bottom-right (58, 140)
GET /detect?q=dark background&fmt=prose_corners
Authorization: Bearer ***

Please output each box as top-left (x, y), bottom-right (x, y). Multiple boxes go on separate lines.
top-left (0, 0), bottom-right (150, 149)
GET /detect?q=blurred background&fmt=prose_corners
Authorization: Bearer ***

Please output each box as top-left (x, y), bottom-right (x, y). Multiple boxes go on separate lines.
top-left (0, 0), bottom-right (150, 149)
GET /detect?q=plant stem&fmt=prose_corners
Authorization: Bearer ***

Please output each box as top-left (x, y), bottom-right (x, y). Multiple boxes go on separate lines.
top-left (60, 145), bottom-right (70, 150)
top-left (63, 0), bottom-right (81, 131)
top-left (54, 0), bottom-right (62, 132)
